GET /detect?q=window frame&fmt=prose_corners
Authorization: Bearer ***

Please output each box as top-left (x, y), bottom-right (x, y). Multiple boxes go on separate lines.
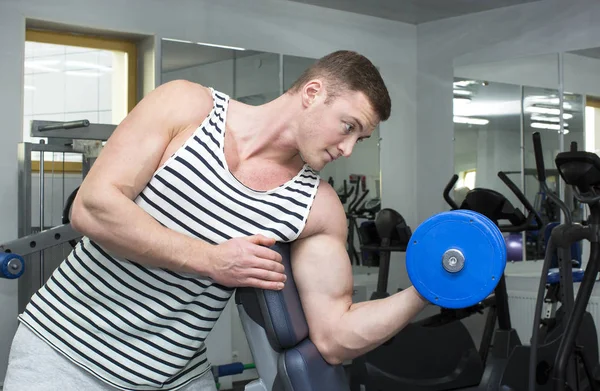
top-left (25, 28), bottom-right (137, 173)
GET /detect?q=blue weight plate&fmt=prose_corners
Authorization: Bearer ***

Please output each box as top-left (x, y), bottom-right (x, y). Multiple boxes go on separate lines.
top-left (0, 253), bottom-right (25, 279)
top-left (453, 210), bottom-right (506, 261)
top-left (433, 209), bottom-right (506, 298)
top-left (406, 210), bottom-right (506, 309)
top-left (441, 210), bottom-right (505, 269)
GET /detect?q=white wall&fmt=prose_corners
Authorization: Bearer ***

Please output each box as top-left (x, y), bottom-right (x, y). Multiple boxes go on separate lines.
top-left (0, 0), bottom-right (417, 386)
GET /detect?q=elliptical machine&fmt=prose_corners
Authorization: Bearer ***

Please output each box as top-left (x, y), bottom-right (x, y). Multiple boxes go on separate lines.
top-left (497, 133), bottom-right (600, 391)
top-left (444, 171), bottom-right (543, 391)
top-left (349, 171), bottom-right (542, 391)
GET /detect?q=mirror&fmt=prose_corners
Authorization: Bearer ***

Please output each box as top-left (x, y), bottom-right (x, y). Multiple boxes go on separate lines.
top-left (453, 54), bottom-right (562, 262)
top-left (562, 47), bottom-right (600, 266)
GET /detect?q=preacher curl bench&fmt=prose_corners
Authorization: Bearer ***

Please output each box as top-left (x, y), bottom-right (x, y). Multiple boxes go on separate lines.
top-left (235, 242), bottom-right (351, 391)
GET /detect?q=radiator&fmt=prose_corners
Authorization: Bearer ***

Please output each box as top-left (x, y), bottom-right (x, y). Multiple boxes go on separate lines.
top-left (507, 290), bottom-right (600, 350)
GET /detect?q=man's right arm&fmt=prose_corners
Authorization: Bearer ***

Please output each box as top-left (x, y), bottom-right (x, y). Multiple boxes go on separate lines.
top-left (70, 80), bottom-right (286, 290)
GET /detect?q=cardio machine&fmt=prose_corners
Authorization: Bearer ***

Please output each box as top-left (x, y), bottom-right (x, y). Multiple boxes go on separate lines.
top-left (348, 171), bottom-right (543, 391)
top-left (497, 133), bottom-right (600, 391)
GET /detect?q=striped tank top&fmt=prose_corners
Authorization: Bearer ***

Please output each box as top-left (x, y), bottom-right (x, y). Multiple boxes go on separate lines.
top-left (18, 88), bottom-right (321, 390)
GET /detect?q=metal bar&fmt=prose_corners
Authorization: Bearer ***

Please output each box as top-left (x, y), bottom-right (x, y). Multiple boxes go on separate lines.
top-left (0, 224), bottom-right (80, 256)
top-left (17, 143), bottom-right (34, 313)
top-left (558, 53), bottom-right (566, 223)
top-left (37, 119), bottom-right (90, 132)
top-left (31, 120), bottom-right (116, 141)
top-left (17, 143), bottom-right (32, 238)
top-left (30, 144), bottom-right (75, 153)
top-left (39, 141), bottom-right (45, 287)
top-left (279, 53), bottom-right (284, 95)
top-left (520, 85), bottom-right (526, 261)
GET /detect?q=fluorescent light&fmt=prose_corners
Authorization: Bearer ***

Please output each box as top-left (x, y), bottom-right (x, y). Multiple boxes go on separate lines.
top-left (525, 106), bottom-right (561, 115)
top-left (530, 114), bottom-right (573, 122)
top-left (530, 115), bottom-right (560, 123)
top-left (163, 38), bottom-right (194, 44)
top-left (65, 61), bottom-right (112, 72)
top-left (454, 80), bottom-right (480, 88)
top-left (163, 37), bottom-right (246, 51)
top-left (453, 99), bottom-right (521, 117)
top-left (453, 89), bottom-right (472, 96)
top-left (525, 96), bottom-right (573, 109)
top-left (65, 70), bottom-right (102, 77)
top-left (531, 122), bottom-right (569, 132)
top-left (454, 116), bottom-right (489, 125)
top-left (196, 41), bottom-right (246, 51)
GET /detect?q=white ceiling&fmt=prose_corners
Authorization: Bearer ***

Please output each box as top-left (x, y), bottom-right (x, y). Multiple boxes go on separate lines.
top-left (283, 0), bottom-right (544, 24)
top-left (161, 0), bottom-right (547, 72)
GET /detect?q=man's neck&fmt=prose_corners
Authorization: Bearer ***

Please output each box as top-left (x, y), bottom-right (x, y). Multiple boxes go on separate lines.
top-left (227, 93), bottom-right (304, 167)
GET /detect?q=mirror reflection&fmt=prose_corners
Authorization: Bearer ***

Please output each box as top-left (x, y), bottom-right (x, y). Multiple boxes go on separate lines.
top-left (453, 53), bottom-right (590, 262)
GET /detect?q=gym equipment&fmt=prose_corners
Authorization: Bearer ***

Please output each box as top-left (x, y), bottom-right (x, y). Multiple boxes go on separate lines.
top-left (332, 174), bottom-right (382, 266)
top-left (0, 253), bottom-right (25, 279)
top-left (406, 210), bottom-right (506, 309)
top-left (361, 208), bottom-right (412, 299)
top-left (238, 207), bottom-right (513, 390)
top-left (497, 133), bottom-right (600, 391)
top-left (212, 362), bottom-right (256, 390)
top-left (236, 242), bottom-right (350, 391)
top-left (350, 207), bottom-right (493, 391)
top-left (1, 224), bottom-right (81, 275)
top-left (350, 170), bottom-right (543, 391)
top-left (13, 119), bottom-right (113, 313)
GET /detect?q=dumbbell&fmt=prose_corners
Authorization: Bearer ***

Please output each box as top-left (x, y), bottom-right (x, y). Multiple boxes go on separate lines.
top-left (0, 253), bottom-right (25, 279)
top-left (406, 210), bottom-right (506, 309)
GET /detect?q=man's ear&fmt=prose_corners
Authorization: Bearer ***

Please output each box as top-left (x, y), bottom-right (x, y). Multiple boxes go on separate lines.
top-left (301, 79), bottom-right (323, 108)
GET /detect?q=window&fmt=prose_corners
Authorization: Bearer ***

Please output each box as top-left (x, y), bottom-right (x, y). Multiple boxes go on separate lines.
top-left (455, 169), bottom-right (476, 190)
top-left (463, 170), bottom-right (476, 189)
top-left (24, 29), bottom-right (137, 171)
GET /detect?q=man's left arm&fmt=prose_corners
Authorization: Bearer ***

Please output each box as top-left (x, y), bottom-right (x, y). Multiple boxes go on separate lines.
top-left (290, 182), bottom-right (429, 365)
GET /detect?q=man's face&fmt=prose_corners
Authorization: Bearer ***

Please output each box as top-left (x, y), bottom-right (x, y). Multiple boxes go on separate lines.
top-left (298, 87), bottom-right (379, 171)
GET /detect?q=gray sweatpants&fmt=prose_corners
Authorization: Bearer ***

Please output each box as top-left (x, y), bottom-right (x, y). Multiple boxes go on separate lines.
top-left (3, 324), bottom-right (217, 391)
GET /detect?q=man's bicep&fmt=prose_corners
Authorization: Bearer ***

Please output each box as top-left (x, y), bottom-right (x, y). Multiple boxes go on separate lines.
top-left (291, 232), bottom-right (354, 341)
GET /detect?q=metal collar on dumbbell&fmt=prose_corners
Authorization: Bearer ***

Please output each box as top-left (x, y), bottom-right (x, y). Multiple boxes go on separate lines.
top-left (8, 259), bottom-right (23, 276)
top-left (442, 249), bottom-right (464, 273)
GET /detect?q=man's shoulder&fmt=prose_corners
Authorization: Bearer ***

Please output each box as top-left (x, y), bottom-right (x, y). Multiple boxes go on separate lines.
top-left (298, 180), bottom-right (347, 240)
top-left (151, 80), bottom-right (214, 125)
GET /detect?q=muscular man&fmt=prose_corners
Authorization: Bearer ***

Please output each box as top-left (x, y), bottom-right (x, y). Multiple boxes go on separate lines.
top-left (4, 50), bottom-right (428, 391)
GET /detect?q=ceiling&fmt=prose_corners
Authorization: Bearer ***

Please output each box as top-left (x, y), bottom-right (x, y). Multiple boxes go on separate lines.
top-left (570, 47), bottom-right (600, 60)
top-left (161, 0), bottom-right (549, 72)
top-left (284, 0), bottom-right (544, 24)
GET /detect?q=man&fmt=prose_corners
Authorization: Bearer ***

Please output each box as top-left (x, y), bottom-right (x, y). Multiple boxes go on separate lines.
top-left (4, 50), bottom-right (428, 391)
